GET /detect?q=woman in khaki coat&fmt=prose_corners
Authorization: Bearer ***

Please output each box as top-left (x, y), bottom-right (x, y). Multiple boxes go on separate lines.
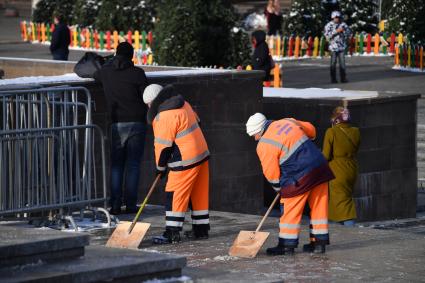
top-left (322, 107), bottom-right (360, 226)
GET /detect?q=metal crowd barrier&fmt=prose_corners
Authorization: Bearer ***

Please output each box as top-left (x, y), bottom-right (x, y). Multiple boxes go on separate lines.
top-left (0, 86), bottom-right (111, 229)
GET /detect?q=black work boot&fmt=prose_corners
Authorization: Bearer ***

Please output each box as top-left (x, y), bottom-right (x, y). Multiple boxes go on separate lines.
top-left (152, 229), bottom-right (181, 245)
top-left (303, 242), bottom-right (326, 254)
top-left (184, 225), bottom-right (209, 240)
top-left (266, 245), bottom-right (295, 256)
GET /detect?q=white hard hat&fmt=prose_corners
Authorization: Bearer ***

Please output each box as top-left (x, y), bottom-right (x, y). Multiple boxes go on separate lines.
top-left (331, 11), bottom-right (341, 19)
top-left (246, 113), bottom-right (267, 136)
top-left (143, 84), bottom-right (163, 104)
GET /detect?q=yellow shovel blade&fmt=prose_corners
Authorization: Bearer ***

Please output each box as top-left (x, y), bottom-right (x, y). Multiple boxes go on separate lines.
top-left (228, 230), bottom-right (270, 258)
top-left (106, 221), bottom-right (151, 249)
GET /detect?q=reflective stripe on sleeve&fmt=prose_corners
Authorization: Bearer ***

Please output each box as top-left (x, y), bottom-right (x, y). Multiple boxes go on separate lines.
top-left (168, 150), bottom-right (210, 168)
top-left (279, 135), bottom-right (308, 164)
top-left (157, 165), bottom-right (166, 171)
top-left (272, 185), bottom-right (281, 192)
top-left (155, 137), bottom-right (173, 147)
top-left (176, 123), bottom-right (199, 139)
top-left (259, 137), bottom-right (286, 150)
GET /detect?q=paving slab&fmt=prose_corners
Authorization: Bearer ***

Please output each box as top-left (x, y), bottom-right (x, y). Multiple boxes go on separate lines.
top-left (91, 206), bottom-right (425, 282)
top-left (0, 223), bottom-right (89, 267)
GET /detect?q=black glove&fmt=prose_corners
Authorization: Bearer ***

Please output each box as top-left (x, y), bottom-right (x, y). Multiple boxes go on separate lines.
top-left (156, 169), bottom-right (167, 179)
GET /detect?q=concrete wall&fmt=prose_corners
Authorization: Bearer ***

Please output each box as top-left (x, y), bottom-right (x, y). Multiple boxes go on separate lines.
top-left (264, 94), bottom-right (419, 221)
top-left (71, 70), bottom-right (266, 214)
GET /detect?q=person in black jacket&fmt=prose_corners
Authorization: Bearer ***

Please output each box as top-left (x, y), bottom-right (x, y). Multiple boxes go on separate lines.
top-left (251, 30), bottom-right (272, 84)
top-left (50, 13), bottom-right (70, 61)
top-left (94, 42), bottom-right (149, 215)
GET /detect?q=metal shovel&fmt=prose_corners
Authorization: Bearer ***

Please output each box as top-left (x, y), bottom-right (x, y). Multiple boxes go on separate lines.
top-left (106, 174), bottom-right (161, 249)
top-left (228, 193), bottom-right (280, 258)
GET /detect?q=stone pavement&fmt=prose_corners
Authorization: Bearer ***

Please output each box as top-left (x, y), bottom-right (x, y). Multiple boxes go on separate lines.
top-left (89, 206), bottom-right (425, 282)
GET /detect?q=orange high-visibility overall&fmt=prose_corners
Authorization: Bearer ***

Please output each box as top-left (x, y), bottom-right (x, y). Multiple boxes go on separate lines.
top-left (257, 118), bottom-right (334, 247)
top-left (152, 100), bottom-right (210, 231)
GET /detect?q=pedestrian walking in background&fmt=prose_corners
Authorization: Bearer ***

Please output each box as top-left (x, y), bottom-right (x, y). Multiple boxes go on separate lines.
top-left (246, 113), bottom-right (334, 255)
top-left (251, 30), bottom-right (273, 86)
top-left (50, 13), bottom-right (70, 61)
top-left (324, 11), bottom-right (351, 83)
top-left (94, 42), bottom-right (149, 215)
top-left (322, 106), bottom-right (360, 226)
top-left (265, 0), bottom-right (282, 36)
top-left (143, 84), bottom-right (210, 245)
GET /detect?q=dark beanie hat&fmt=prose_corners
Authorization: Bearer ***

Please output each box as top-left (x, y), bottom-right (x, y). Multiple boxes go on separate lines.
top-left (116, 42), bottom-right (134, 60)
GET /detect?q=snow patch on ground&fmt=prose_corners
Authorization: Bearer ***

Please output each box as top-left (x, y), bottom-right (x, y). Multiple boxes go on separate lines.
top-left (213, 255), bottom-right (239, 261)
top-left (392, 66), bottom-right (425, 73)
top-left (144, 275), bottom-right (193, 283)
top-left (61, 218), bottom-right (116, 232)
top-left (263, 87), bottom-right (379, 99)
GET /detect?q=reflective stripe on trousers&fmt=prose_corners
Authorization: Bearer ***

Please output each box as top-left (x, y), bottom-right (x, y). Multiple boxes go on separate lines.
top-left (165, 210), bottom-right (185, 229)
top-left (165, 161), bottom-right (209, 230)
top-left (191, 209), bottom-right (209, 225)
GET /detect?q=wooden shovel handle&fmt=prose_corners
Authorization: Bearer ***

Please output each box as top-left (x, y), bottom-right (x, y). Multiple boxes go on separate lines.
top-left (127, 174), bottom-right (162, 233)
top-left (255, 193), bottom-right (280, 233)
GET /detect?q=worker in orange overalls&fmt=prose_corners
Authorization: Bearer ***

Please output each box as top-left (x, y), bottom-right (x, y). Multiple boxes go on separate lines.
top-left (143, 84), bottom-right (210, 244)
top-left (246, 113), bottom-right (334, 255)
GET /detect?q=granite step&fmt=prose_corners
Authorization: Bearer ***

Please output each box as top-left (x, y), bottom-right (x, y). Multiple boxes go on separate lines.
top-left (0, 223), bottom-right (187, 283)
top-left (0, 245), bottom-right (186, 283)
top-left (0, 224), bottom-right (89, 268)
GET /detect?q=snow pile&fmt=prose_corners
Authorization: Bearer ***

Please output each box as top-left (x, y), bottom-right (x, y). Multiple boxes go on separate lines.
top-left (264, 87), bottom-right (379, 99)
top-left (244, 12), bottom-right (267, 30)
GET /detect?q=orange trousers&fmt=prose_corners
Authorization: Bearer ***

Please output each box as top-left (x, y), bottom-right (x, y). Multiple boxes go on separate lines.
top-left (279, 182), bottom-right (329, 247)
top-left (165, 161), bottom-right (209, 231)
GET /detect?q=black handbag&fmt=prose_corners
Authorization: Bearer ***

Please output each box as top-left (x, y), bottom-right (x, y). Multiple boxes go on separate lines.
top-left (74, 52), bottom-right (109, 78)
